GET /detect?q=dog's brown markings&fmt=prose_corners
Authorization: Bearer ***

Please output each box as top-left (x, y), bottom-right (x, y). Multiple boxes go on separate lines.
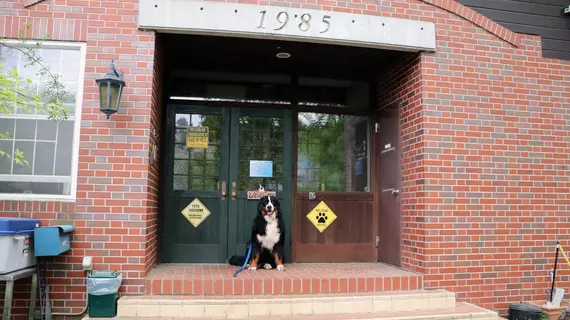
top-left (274, 252), bottom-right (282, 266)
top-left (250, 252), bottom-right (260, 269)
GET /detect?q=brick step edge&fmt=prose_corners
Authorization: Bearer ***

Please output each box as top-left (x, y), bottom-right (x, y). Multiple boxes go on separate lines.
top-left (116, 289), bottom-right (456, 318)
top-left (145, 274), bottom-right (424, 295)
top-left (86, 302), bottom-right (498, 320)
top-left (120, 289), bottom-right (453, 301)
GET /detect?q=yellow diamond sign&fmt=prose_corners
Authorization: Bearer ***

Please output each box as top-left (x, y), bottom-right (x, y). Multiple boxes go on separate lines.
top-left (306, 201), bottom-right (337, 233)
top-left (181, 198), bottom-right (211, 228)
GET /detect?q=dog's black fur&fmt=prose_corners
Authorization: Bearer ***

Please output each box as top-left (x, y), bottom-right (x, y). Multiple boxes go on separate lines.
top-left (228, 196), bottom-right (285, 271)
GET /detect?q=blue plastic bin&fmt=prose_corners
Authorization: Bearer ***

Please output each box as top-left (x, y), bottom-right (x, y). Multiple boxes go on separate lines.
top-left (0, 218), bottom-right (41, 274)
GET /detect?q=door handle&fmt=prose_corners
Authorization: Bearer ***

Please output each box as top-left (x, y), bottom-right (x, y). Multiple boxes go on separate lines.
top-left (221, 181), bottom-right (227, 200)
top-left (382, 188), bottom-right (400, 196)
top-left (231, 182), bottom-right (237, 200)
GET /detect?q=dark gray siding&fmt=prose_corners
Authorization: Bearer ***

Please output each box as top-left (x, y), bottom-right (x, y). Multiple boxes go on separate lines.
top-left (457, 0), bottom-right (570, 60)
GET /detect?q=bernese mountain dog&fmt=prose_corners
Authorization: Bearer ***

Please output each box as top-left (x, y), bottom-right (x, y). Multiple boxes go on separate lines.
top-left (228, 195), bottom-right (285, 271)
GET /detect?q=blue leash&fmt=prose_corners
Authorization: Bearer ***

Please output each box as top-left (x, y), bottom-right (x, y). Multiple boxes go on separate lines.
top-left (233, 243), bottom-right (253, 277)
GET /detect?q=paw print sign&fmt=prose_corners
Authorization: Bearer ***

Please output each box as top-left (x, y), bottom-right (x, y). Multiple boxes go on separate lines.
top-left (306, 201), bottom-right (337, 233)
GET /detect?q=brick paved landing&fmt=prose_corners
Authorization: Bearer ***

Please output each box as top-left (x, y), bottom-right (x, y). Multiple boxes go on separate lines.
top-left (145, 263), bottom-right (423, 295)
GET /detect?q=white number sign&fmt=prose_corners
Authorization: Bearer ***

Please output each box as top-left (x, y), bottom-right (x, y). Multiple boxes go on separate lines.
top-left (258, 10), bottom-right (331, 34)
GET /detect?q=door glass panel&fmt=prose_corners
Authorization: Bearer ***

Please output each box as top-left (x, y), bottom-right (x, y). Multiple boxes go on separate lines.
top-left (237, 115), bottom-right (284, 191)
top-left (173, 113), bottom-right (222, 191)
top-left (297, 113), bottom-right (370, 192)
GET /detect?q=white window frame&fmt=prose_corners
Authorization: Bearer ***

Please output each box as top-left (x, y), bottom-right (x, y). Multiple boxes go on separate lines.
top-left (0, 39), bottom-right (86, 202)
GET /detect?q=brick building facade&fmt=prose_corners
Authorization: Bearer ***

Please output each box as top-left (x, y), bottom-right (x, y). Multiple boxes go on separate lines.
top-left (1, 0), bottom-right (569, 318)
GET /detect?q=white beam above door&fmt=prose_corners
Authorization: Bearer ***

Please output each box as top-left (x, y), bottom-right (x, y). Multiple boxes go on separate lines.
top-left (138, 0), bottom-right (436, 52)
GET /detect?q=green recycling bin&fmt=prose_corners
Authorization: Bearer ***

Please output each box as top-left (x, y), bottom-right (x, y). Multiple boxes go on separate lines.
top-left (87, 271), bottom-right (122, 318)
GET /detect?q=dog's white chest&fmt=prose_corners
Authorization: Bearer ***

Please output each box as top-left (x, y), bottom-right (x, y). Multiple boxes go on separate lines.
top-left (257, 220), bottom-right (280, 251)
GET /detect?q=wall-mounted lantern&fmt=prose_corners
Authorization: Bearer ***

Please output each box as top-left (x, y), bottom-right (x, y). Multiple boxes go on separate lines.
top-left (96, 60), bottom-right (126, 119)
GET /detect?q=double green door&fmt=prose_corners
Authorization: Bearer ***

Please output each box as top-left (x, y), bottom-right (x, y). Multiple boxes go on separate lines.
top-left (162, 104), bottom-right (292, 263)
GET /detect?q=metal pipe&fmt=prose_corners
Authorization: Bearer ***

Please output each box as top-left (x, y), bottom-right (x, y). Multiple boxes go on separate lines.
top-left (50, 271), bottom-right (88, 317)
top-left (550, 242), bottom-right (560, 303)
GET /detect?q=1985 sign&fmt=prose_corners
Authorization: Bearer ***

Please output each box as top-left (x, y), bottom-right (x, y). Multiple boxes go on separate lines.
top-left (257, 10), bottom-right (331, 34)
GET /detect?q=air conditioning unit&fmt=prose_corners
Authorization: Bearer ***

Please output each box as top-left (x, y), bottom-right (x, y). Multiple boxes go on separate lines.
top-left (565, 5), bottom-right (570, 15)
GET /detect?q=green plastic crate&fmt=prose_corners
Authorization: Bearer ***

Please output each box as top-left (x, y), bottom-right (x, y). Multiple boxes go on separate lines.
top-left (87, 271), bottom-right (121, 318)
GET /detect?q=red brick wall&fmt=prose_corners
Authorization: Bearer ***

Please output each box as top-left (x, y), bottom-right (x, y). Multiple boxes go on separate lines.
top-left (145, 33), bottom-right (164, 274)
top-left (0, 0), bottom-right (159, 317)
top-left (373, 1), bottom-right (569, 314)
top-left (419, 32), bottom-right (570, 315)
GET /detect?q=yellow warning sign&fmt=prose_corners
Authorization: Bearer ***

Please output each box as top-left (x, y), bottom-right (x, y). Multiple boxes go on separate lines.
top-left (181, 198), bottom-right (211, 227)
top-left (186, 126), bottom-right (209, 149)
top-left (306, 201), bottom-right (337, 233)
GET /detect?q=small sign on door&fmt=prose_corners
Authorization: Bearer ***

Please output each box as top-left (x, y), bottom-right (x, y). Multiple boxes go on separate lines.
top-left (306, 201), bottom-right (337, 233)
top-left (249, 160), bottom-right (273, 178)
top-left (181, 198), bottom-right (211, 227)
top-left (186, 126), bottom-right (209, 149)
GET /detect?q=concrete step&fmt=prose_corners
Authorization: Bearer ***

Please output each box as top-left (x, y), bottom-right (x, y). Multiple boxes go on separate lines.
top-left (116, 289), bottom-right (456, 318)
top-left (88, 302), bottom-right (498, 320)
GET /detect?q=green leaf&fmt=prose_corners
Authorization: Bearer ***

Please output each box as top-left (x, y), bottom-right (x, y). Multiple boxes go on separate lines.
top-left (13, 148), bottom-right (30, 167)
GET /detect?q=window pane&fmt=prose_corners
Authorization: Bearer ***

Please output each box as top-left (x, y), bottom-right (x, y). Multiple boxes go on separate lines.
top-left (172, 113), bottom-right (221, 191)
top-left (12, 141), bottom-right (34, 175)
top-left (64, 81), bottom-right (78, 104)
top-left (55, 121), bottom-right (73, 176)
top-left (0, 181), bottom-right (71, 195)
top-left (0, 43), bottom-right (82, 197)
top-left (297, 113), bottom-right (370, 192)
top-left (37, 120), bottom-right (58, 141)
top-left (173, 175), bottom-right (188, 190)
top-left (15, 119), bottom-right (36, 139)
top-left (173, 160), bottom-right (188, 175)
top-left (0, 119), bottom-right (15, 136)
top-left (61, 50), bottom-right (81, 81)
top-left (34, 142), bottom-right (55, 175)
top-left (41, 49), bottom-right (62, 75)
top-left (0, 140), bottom-right (13, 174)
top-left (237, 115), bottom-right (284, 191)
top-left (0, 46), bottom-right (19, 73)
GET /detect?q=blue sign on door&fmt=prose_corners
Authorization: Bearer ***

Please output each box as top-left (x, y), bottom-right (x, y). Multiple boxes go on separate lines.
top-left (249, 160), bottom-right (273, 178)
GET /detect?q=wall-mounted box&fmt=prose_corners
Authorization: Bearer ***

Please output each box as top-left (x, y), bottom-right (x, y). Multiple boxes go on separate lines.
top-left (33, 225), bottom-right (74, 257)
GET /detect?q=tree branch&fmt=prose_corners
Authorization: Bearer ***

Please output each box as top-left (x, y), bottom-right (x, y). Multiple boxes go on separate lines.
top-left (1, 42), bottom-right (59, 86)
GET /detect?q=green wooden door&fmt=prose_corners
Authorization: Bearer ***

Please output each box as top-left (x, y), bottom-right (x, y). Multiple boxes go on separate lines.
top-left (162, 105), bottom-right (230, 263)
top-left (162, 105), bottom-right (292, 263)
top-left (227, 108), bottom-right (292, 262)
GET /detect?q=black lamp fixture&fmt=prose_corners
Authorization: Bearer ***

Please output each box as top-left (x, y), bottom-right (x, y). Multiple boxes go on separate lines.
top-left (96, 60), bottom-right (126, 119)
